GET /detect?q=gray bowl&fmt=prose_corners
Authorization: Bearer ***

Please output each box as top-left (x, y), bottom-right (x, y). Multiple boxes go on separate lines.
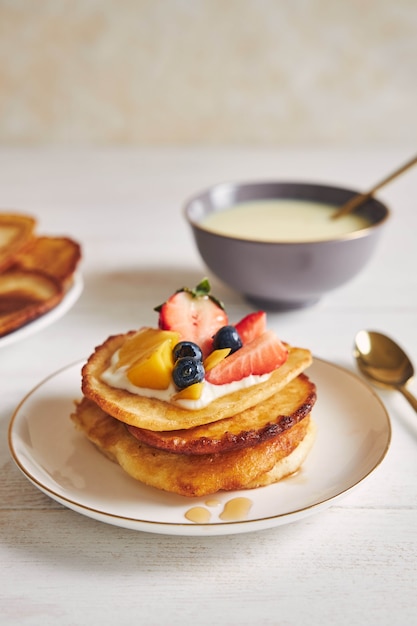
top-left (184, 181), bottom-right (390, 310)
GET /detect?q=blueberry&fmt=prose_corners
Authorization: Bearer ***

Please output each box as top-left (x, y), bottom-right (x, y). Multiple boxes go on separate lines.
top-left (173, 341), bottom-right (203, 361)
top-left (172, 357), bottom-right (205, 389)
top-left (212, 325), bottom-right (242, 354)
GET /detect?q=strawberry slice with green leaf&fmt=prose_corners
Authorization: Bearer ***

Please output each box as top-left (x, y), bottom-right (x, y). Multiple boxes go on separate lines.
top-left (205, 329), bottom-right (288, 385)
top-left (235, 311), bottom-right (266, 345)
top-left (155, 279), bottom-right (228, 357)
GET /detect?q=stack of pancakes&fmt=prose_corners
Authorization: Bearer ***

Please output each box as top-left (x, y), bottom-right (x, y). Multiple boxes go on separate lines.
top-left (72, 332), bottom-right (317, 497)
top-left (0, 212), bottom-right (81, 336)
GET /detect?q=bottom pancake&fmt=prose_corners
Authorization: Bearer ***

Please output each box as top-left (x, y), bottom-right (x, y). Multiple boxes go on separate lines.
top-left (245, 420), bottom-right (316, 488)
top-left (71, 397), bottom-right (316, 497)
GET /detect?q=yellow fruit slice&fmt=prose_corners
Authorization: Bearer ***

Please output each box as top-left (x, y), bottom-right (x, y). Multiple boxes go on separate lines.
top-left (203, 348), bottom-right (231, 372)
top-left (127, 340), bottom-right (175, 389)
top-left (117, 327), bottom-right (181, 390)
top-left (172, 382), bottom-right (204, 401)
top-left (118, 327), bottom-right (180, 367)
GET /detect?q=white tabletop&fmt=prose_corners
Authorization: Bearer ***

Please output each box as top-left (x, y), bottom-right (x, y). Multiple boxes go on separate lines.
top-left (1, 147), bottom-right (417, 625)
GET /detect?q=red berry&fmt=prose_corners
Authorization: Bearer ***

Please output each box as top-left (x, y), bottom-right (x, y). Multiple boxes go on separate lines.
top-left (157, 285), bottom-right (228, 357)
top-left (234, 311), bottom-right (266, 345)
top-left (205, 329), bottom-right (288, 385)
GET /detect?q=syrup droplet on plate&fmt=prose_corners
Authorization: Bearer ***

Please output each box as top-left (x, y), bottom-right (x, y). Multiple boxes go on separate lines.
top-left (219, 497), bottom-right (253, 521)
top-left (184, 496), bottom-right (253, 523)
top-left (205, 498), bottom-right (221, 507)
top-left (184, 506), bottom-right (211, 523)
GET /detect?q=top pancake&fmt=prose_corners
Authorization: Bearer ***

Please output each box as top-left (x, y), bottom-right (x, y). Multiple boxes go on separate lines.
top-left (81, 332), bottom-right (313, 431)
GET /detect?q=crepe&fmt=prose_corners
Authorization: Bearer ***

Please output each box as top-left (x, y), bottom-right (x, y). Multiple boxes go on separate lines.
top-left (14, 236), bottom-right (81, 290)
top-left (0, 211), bottom-right (82, 336)
top-left (0, 213), bottom-right (36, 272)
top-left (0, 269), bottom-right (64, 336)
top-left (81, 333), bottom-right (313, 431)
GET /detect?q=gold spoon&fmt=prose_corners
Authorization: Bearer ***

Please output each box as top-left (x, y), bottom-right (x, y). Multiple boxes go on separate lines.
top-left (354, 330), bottom-right (417, 412)
top-left (332, 153), bottom-right (417, 219)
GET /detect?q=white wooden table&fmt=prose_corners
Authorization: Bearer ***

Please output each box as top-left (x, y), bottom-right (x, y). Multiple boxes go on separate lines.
top-left (1, 147), bottom-right (416, 626)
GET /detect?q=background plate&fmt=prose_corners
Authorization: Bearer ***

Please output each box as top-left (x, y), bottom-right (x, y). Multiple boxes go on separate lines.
top-left (8, 357), bottom-right (391, 536)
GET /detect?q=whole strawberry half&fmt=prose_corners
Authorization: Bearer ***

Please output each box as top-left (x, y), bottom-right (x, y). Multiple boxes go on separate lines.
top-left (205, 329), bottom-right (288, 385)
top-left (155, 279), bottom-right (228, 357)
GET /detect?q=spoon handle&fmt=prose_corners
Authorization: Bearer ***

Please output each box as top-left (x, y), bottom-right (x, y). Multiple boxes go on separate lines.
top-left (398, 385), bottom-right (417, 413)
top-left (332, 153), bottom-right (417, 219)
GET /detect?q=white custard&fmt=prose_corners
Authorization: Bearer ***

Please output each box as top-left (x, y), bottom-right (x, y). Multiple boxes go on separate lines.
top-left (101, 350), bottom-right (271, 410)
top-left (201, 199), bottom-right (370, 242)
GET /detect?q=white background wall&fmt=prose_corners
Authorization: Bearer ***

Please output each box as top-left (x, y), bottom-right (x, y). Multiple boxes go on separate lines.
top-left (1, 0), bottom-right (416, 146)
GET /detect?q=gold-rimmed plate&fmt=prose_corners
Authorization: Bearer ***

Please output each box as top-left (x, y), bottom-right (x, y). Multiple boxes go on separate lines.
top-left (8, 357), bottom-right (391, 536)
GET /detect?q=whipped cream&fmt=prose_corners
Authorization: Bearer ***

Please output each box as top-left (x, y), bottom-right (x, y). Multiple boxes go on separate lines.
top-left (101, 350), bottom-right (271, 410)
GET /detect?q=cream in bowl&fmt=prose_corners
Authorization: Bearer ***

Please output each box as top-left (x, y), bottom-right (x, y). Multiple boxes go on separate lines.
top-left (201, 198), bottom-right (371, 243)
top-left (184, 181), bottom-right (390, 310)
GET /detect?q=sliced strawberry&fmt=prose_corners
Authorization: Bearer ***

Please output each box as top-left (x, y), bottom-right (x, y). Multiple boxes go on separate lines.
top-left (205, 329), bottom-right (288, 385)
top-left (235, 311), bottom-right (266, 345)
top-left (155, 279), bottom-right (228, 357)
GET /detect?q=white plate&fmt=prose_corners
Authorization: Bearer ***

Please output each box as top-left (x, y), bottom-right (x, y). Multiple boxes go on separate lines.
top-left (8, 357), bottom-right (391, 536)
top-left (0, 273), bottom-right (83, 348)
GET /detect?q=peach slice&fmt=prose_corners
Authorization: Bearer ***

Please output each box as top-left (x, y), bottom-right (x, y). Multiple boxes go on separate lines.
top-left (118, 327), bottom-right (180, 390)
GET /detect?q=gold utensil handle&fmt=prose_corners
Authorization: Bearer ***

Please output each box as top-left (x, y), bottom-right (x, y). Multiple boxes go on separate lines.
top-left (399, 385), bottom-right (417, 413)
top-left (332, 153), bottom-right (417, 219)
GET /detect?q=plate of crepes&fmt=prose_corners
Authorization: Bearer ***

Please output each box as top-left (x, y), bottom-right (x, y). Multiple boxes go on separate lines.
top-left (0, 212), bottom-right (82, 346)
top-left (9, 280), bottom-right (391, 536)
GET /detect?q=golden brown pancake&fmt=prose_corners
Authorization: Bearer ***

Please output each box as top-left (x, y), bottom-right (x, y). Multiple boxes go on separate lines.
top-left (0, 269), bottom-right (64, 336)
top-left (0, 213), bottom-right (36, 272)
top-left (14, 236), bottom-right (81, 290)
top-left (127, 373), bottom-right (316, 455)
top-left (71, 396), bottom-right (315, 497)
top-left (81, 333), bottom-right (313, 431)
top-left (245, 419), bottom-right (317, 488)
